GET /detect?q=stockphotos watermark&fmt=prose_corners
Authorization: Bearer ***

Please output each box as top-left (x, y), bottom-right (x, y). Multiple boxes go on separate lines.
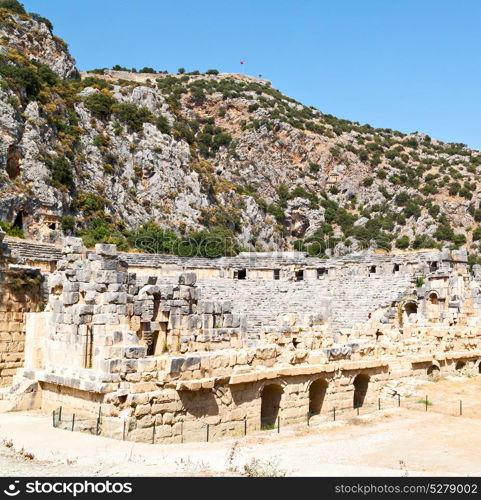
top-left (2, 479), bottom-right (133, 497)
top-left (131, 233), bottom-right (374, 260)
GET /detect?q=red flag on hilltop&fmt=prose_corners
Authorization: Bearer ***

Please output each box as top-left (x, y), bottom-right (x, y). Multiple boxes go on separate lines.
top-left (240, 61), bottom-right (245, 65)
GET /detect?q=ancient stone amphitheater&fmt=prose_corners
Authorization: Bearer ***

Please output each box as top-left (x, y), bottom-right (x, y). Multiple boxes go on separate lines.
top-left (1, 230), bottom-right (481, 442)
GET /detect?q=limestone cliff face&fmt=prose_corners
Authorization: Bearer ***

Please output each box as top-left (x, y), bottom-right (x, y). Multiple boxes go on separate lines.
top-left (1, 7), bottom-right (481, 257)
top-left (0, 10), bottom-right (77, 79)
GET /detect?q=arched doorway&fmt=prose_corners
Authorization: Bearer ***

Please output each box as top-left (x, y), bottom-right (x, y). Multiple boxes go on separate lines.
top-left (455, 360), bottom-right (466, 372)
top-left (260, 384), bottom-right (283, 428)
top-left (427, 365), bottom-right (440, 378)
top-left (427, 292), bottom-right (439, 322)
top-left (309, 379), bottom-right (327, 415)
top-left (405, 302), bottom-right (417, 316)
top-left (404, 301), bottom-right (418, 324)
top-left (353, 374), bottom-right (369, 408)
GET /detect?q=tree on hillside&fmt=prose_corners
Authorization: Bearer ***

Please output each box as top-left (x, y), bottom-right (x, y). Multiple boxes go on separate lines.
top-left (0, 0), bottom-right (26, 14)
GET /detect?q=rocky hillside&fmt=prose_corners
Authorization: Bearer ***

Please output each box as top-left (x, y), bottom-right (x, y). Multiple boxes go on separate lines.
top-left (1, 1), bottom-right (481, 261)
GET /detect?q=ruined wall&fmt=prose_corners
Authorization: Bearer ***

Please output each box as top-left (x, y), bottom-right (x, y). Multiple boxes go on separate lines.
top-left (0, 231), bottom-right (44, 387)
top-left (4, 236), bottom-right (481, 444)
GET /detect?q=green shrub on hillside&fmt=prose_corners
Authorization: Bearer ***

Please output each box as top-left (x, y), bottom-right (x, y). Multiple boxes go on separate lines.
top-left (45, 156), bottom-right (73, 190)
top-left (412, 234), bottom-right (439, 249)
top-left (72, 191), bottom-right (105, 217)
top-left (128, 222), bottom-right (240, 257)
top-left (0, 220), bottom-right (23, 238)
top-left (113, 102), bottom-right (153, 133)
top-left (434, 221), bottom-right (455, 242)
top-left (78, 218), bottom-right (128, 250)
top-left (84, 92), bottom-right (116, 120)
top-left (395, 235), bottom-right (410, 249)
top-left (156, 115), bottom-right (170, 134)
top-left (0, 56), bottom-right (56, 101)
top-left (0, 0), bottom-right (26, 14)
top-left (60, 215), bottom-right (76, 232)
top-left (473, 227), bottom-right (481, 241)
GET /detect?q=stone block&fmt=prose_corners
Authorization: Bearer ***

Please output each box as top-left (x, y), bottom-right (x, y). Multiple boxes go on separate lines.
top-left (63, 292), bottom-right (79, 305)
top-left (178, 272), bottom-right (196, 286)
top-left (95, 243), bottom-right (117, 257)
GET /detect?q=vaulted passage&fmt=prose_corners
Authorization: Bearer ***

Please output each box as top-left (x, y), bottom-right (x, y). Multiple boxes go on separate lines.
top-left (405, 302), bottom-right (418, 316)
top-left (353, 374), bottom-right (369, 408)
top-left (427, 365), bottom-right (440, 378)
top-left (309, 378), bottom-right (327, 415)
top-left (260, 384), bottom-right (283, 427)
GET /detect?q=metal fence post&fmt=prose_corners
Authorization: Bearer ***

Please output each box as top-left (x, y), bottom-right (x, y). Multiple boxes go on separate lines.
top-left (277, 416), bottom-right (280, 433)
top-left (244, 418), bottom-right (247, 436)
top-left (425, 395), bottom-right (428, 412)
top-left (96, 417), bottom-right (100, 436)
top-left (52, 409), bottom-right (56, 428)
top-left (398, 394), bottom-right (401, 407)
top-left (181, 421), bottom-right (184, 444)
top-left (333, 408), bottom-right (336, 421)
top-left (307, 412), bottom-right (310, 426)
top-left (460, 400), bottom-right (463, 416)
top-left (357, 406), bottom-right (360, 416)
top-left (152, 424), bottom-right (156, 444)
top-left (71, 414), bottom-right (75, 431)
top-left (123, 420), bottom-right (126, 441)
top-left (206, 424), bottom-right (209, 442)
top-left (59, 406), bottom-right (62, 422)
top-left (378, 398), bottom-right (381, 411)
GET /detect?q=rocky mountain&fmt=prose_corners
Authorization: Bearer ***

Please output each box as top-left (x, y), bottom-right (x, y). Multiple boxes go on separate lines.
top-left (1, 1), bottom-right (481, 261)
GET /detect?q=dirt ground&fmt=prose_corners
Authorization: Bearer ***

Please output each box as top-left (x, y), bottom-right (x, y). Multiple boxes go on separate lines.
top-left (0, 377), bottom-right (480, 477)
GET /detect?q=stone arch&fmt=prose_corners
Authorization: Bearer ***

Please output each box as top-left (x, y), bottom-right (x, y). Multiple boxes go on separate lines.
top-left (427, 364), bottom-right (440, 378)
top-left (309, 378), bottom-right (328, 415)
top-left (260, 383), bottom-right (283, 427)
top-left (428, 291), bottom-right (439, 304)
top-left (403, 301), bottom-right (418, 324)
top-left (405, 301), bottom-right (418, 316)
top-left (353, 374), bottom-right (370, 408)
top-left (455, 360), bottom-right (466, 372)
top-left (426, 291), bottom-right (440, 322)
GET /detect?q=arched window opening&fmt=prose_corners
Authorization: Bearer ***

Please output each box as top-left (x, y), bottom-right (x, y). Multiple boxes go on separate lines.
top-left (309, 379), bottom-right (327, 415)
top-left (260, 384), bottom-right (283, 428)
top-left (353, 374), bottom-right (370, 408)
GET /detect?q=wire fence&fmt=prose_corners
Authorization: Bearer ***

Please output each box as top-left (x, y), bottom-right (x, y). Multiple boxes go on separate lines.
top-left (51, 393), bottom-right (481, 445)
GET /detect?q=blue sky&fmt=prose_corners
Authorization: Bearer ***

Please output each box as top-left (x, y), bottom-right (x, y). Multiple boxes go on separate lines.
top-left (21, 0), bottom-right (481, 149)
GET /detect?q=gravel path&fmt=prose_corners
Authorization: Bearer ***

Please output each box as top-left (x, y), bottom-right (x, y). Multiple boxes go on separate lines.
top-left (0, 398), bottom-right (480, 477)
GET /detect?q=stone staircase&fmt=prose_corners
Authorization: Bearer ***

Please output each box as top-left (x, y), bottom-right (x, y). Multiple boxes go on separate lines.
top-left (196, 279), bottom-right (328, 336)
top-left (325, 274), bottom-right (413, 331)
top-left (4, 238), bottom-right (416, 335)
top-left (4, 238), bottom-right (62, 262)
top-left (197, 273), bottom-right (414, 335)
